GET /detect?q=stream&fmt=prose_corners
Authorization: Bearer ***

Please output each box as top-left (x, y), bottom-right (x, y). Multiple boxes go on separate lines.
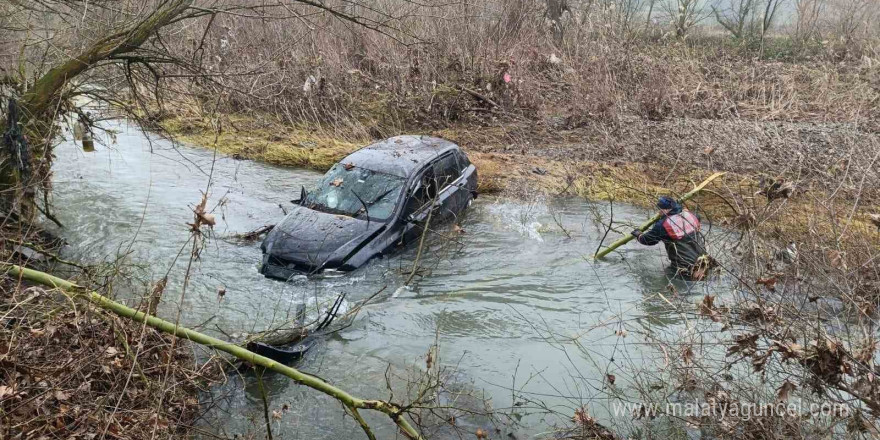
top-left (50, 121), bottom-right (731, 439)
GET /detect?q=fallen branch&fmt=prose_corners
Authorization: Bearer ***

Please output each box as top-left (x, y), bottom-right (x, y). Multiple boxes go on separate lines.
top-left (593, 172), bottom-right (726, 259)
top-left (3, 264), bottom-right (424, 440)
top-left (233, 224), bottom-right (274, 242)
top-left (460, 86), bottom-right (501, 109)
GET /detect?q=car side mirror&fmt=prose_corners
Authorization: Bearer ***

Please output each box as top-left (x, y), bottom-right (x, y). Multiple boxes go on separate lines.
top-left (293, 185), bottom-right (307, 206)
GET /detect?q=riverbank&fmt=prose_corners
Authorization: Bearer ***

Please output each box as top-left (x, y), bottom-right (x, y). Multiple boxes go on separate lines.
top-left (0, 223), bottom-right (222, 439)
top-left (160, 112), bottom-right (880, 247)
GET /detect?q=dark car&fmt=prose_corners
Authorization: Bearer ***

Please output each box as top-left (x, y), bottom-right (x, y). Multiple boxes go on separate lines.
top-left (260, 135), bottom-right (478, 279)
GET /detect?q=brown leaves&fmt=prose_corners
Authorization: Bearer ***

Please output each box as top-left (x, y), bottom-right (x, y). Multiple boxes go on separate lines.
top-left (726, 333), bottom-right (759, 357)
top-left (343, 162), bottom-right (355, 170)
top-left (776, 380), bottom-right (797, 403)
top-left (699, 295), bottom-right (722, 322)
top-left (826, 250), bottom-right (847, 270)
top-left (756, 178), bottom-right (795, 202)
top-left (804, 336), bottom-right (851, 385)
top-left (425, 349), bottom-right (433, 370)
top-left (854, 338), bottom-right (877, 364)
top-left (476, 428), bottom-right (487, 439)
top-left (188, 192), bottom-right (215, 231)
top-left (573, 407), bottom-right (595, 426)
top-left (453, 224), bottom-right (465, 234)
top-left (771, 340), bottom-right (804, 362)
top-left (756, 276), bottom-right (777, 291)
top-left (606, 374), bottom-right (616, 385)
top-left (329, 178), bottom-right (344, 187)
top-left (682, 346), bottom-right (695, 366)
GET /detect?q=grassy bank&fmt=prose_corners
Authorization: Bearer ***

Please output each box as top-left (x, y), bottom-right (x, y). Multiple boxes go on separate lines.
top-left (160, 112), bottom-right (879, 246)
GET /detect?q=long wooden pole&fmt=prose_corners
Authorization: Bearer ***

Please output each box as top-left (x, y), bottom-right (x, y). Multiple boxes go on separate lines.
top-left (593, 172), bottom-right (726, 259)
top-left (2, 264), bottom-right (423, 440)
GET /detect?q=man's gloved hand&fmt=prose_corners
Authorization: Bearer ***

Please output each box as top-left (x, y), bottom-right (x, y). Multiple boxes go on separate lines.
top-left (631, 229), bottom-right (642, 238)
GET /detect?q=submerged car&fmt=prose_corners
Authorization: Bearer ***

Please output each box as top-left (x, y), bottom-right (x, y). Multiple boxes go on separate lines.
top-left (260, 135), bottom-right (478, 279)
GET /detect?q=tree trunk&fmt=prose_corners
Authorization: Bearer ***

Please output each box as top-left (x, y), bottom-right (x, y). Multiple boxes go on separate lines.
top-left (1, 0), bottom-right (194, 208)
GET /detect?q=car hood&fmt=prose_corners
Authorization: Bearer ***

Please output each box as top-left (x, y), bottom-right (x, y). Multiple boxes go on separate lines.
top-left (261, 205), bottom-right (382, 269)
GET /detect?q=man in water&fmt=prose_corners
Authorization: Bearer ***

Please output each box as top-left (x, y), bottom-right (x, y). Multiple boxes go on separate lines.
top-left (631, 196), bottom-right (711, 279)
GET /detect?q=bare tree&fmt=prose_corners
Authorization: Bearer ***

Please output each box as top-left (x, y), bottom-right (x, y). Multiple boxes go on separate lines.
top-left (793, 0), bottom-right (826, 44)
top-left (713, 0), bottom-right (758, 38)
top-left (663, 0), bottom-right (710, 37)
top-left (546, 0), bottom-right (571, 44)
top-left (713, 0), bottom-right (785, 42)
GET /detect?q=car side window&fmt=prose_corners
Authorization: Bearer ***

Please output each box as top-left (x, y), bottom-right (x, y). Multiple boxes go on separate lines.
top-left (404, 168), bottom-right (436, 218)
top-left (433, 153), bottom-right (461, 190)
top-left (453, 150), bottom-right (470, 173)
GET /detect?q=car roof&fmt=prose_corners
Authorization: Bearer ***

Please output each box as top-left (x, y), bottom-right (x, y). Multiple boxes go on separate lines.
top-left (342, 135), bottom-right (458, 178)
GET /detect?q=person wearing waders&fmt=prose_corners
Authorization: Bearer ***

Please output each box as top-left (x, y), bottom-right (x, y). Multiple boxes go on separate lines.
top-left (631, 196), bottom-right (709, 279)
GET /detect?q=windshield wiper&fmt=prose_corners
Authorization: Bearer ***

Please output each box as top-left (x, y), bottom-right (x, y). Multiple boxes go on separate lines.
top-left (366, 187), bottom-right (398, 206)
top-left (349, 189), bottom-right (370, 226)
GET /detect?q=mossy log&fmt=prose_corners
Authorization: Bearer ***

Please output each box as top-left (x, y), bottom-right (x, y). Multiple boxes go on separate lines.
top-left (3, 264), bottom-right (423, 440)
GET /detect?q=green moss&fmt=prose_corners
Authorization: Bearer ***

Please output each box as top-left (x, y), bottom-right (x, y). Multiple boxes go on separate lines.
top-left (161, 115), bottom-right (363, 172)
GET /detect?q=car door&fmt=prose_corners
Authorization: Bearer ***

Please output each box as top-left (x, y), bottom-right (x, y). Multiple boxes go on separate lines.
top-left (399, 167), bottom-right (437, 245)
top-left (431, 153), bottom-right (465, 221)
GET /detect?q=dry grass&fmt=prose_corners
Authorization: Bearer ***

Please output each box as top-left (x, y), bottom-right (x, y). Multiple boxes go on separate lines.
top-left (0, 278), bottom-right (223, 439)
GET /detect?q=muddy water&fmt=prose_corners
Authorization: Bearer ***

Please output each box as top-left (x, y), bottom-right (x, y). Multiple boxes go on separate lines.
top-left (50, 121), bottom-right (725, 438)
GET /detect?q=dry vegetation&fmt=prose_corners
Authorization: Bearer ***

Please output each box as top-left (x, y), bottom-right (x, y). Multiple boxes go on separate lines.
top-left (0, 221), bottom-right (223, 439)
top-left (2, 0), bottom-right (880, 438)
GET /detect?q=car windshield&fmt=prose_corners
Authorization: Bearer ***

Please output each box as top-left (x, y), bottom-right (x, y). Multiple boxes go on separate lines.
top-left (304, 163), bottom-right (405, 221)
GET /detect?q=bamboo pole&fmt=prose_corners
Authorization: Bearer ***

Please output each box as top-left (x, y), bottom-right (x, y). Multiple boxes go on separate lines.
top-left (3, 264), bottom-right (423, 440)
top-left (593, 172), bottom-right (726, 259)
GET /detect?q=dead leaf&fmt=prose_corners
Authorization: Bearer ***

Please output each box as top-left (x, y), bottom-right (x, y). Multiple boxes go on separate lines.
top-left (217, 286), bottom-right (226, 300)
top-left (756, 277), bottom-right (777, 291)
top-left (272, 409), bottom-right (283, 420)
top-left (573, 407), bottom-right (594, 426)
top-left (200, 213), bottom-right (216, 227)
top-left (682, 346), bottom-right (694, 366)
top-left (757, 178), bottom-right (795, 201)
top-left (453, 224), bottom-right (465, 234)
top-left (703, 146), bottom-right (715, 155)
top-left (425, 349), bottom-right (433, 370)
top-left (343, 162), bottom-right (355, 170)
top-left (104, 346), bottom-right (119, 357)
top-left (699, 295), bottom-right (721, 322)
top-left (476, 428), bottom-right (487, 439)
top-left (54, 390), bottom-right (70, 401)
top-left (727, 333), bottom-right (759, 357)
top-left (0, 385), bottom-right (13, 398)
top-left (826, 250), bottom-right (847, 270)
top-left (330, 178), bottom-right (344, 187)
top-left (615, 329), bottom-right (628, 338)
top-left (771, 340), bottom-right (804, 362)
top-left (776, 380), bottom-right (797, 402)
top-left (606, 374), bottom-right (616, 385)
